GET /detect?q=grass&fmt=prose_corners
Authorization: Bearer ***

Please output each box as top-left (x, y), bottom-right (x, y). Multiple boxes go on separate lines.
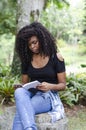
top-left (59, 44), bottom-right (86, 74)
top-left (68, 109), bottom-right (86, 130)
top-left (60, 44), bottom-right (86, 65)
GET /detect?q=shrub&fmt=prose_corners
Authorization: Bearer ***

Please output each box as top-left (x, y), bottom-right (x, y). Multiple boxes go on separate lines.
top-left (0, 64), bottom-right (19, 104)
top-left (0, 64), bottom-right (11, 77)
top-left (0, 76), bottom-right (19, 104)
top-left (60, 73), bottom-right (86, 106)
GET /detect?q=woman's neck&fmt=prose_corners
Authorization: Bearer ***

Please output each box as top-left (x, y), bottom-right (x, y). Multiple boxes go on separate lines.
top-left (31, 54), bottom-right (49, 68)
top-left (32, 53), bottom-right (45, 58)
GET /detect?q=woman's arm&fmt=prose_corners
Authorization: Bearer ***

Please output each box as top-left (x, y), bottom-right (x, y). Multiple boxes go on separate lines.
top-left (37, 72), bottom-right (66, 92)
top-left (13, 74), bottom-right (29, 90)
top-left (50, 72), bottom-right (66, 91)
top-left (21, 74), bottom-right (29, 84)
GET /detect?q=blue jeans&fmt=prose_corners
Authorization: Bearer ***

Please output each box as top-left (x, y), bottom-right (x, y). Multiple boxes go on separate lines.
top-left (12, 88), bottom-right (52, 130)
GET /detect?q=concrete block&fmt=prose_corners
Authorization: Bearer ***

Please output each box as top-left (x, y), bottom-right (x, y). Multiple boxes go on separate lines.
top-left (0, 106), bottom-right (68, 130)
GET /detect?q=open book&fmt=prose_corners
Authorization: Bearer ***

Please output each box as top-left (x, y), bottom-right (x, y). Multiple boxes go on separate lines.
top-left (22, 80), bottom-right (41, 90)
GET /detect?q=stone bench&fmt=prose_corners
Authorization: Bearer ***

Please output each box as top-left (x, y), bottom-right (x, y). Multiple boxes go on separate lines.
top-left (0, 106), bottom-right (68, 130)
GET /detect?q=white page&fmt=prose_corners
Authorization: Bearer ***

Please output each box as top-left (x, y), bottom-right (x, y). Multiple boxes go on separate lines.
top-left (23, 80), bottom-right (41, 90)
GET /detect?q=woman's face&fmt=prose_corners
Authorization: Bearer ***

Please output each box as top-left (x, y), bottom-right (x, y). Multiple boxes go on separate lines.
top-left (28, 36), bottom-right (40, 54)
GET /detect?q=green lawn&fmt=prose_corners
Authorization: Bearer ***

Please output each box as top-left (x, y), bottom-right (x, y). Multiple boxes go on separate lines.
top-left (60, 44), bottom-right (86, 74)
top-left (68, 109), bottom-right (86, 130)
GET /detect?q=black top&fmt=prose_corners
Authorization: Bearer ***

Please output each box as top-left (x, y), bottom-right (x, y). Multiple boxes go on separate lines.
top-left (21, 53), bottom-right (65, 84)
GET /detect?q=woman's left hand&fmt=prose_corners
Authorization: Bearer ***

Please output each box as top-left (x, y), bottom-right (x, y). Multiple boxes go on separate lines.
top-left (36, 82), bottom-right (51, 92)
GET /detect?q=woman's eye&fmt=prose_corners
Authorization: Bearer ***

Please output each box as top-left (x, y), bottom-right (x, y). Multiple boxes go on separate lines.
top-left (28, 41), bottom-right (38, 46)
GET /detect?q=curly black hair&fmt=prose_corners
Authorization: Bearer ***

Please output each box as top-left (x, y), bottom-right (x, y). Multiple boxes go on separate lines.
top-left (15, 21), bottom-right (57, 64)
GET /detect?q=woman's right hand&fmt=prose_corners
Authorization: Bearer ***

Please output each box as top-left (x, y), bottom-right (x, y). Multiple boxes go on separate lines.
top-left (36, 82), bottom-right (51, 92)
top-left (13, 84), bottom-right (22, 90)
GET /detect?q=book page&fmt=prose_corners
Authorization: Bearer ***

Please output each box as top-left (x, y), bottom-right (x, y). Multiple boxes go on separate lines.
top-left (23, 80), bottom-right (41, 90)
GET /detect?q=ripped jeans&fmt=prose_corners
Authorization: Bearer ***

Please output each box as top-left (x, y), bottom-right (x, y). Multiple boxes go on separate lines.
top-left (12, 88), bottom-right (52, 130)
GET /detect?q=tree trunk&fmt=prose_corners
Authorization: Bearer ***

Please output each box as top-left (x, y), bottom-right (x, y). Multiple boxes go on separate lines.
top-left (11, 0), bottom-right (45, 76)
top-left (83, 0), bottom-right (86, 34)
top-left (31, 0), bottom-right (45, 21)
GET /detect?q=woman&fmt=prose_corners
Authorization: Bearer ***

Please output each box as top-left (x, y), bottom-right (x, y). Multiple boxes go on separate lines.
top-left (12, 22), bottom-right (66, 130)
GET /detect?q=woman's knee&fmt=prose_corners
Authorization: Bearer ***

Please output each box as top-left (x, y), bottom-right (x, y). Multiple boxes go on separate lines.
top-left (31, 95), bottom-right (51, 114)
top-left (14, 88), bottom-right (33, 99)
top-left (14, 88), bottom-right (27, 98)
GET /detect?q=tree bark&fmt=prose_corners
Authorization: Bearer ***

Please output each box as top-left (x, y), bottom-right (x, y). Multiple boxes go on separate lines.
top-left (31, 0), bottom-right (45, 21)
top-left (11, 0), bottom-right (45, 76)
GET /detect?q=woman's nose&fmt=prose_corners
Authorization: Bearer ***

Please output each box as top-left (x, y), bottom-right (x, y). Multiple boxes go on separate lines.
top-left (31, 43), bottom-right (35, 48)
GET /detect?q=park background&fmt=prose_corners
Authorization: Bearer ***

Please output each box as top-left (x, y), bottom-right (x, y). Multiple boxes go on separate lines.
top-left (0, 0), bottom-right (86, 130)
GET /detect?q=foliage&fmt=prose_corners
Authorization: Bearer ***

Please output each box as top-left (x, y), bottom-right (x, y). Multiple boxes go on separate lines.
top-left (0, 63), bottom-right (86, 106)
top-left (0, 0), bottom-right (84, 75)
top-left (40, 2), bottom-right (83, 44)
top-left (60, 44), bottom-right (86, 67)
top-left (78, 35), bottom-right (86, 45)
top-left (83, 0), bottom-right (86, 35)
top-left (0, 64), bottom-right (19, 104)
top-left (45, 0), bottom-right (69, 9)
top-left (0, 0), bottom-right (68, 36)
top-left (0, 77), bottom-right (15, 104)
top-left (60, 73), bottom-right (86, 106)
top-left (0, 0), bottom-right (16, 35)
top-left (0, 64), bottom-right (10, 77)
top-left (76, 44), bottom-right (86, 56)
top-left (0, 35), bottom-right (15, 65)
top-left (57, 38), bottom-right (66, 47)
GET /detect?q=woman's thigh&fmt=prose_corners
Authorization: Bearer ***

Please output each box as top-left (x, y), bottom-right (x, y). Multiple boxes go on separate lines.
top-left (31, 93), bottom-right (52, 114)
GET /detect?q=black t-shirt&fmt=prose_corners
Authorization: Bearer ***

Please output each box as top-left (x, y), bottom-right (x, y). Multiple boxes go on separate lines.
top-left (21, 54), bottom-right (65, 84)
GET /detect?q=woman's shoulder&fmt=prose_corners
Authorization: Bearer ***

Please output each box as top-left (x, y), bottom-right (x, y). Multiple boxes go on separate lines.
top-left (52, 52), bottom-right (64, 62)
top-left (56, 52), bottom-right (64, 61)
top-left (52, 52), bottom-right (65, 73)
